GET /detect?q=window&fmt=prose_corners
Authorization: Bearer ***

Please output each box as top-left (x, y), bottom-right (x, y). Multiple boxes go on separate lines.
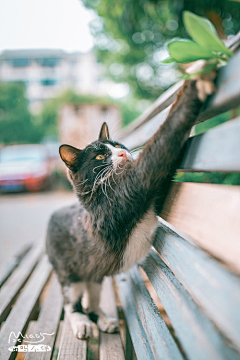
top-left (12, 58), bottom-right (30, 67)
top-left (41, 79), bottom-right (56, 86)
top-left (39, 58), bottom-right (60, 67)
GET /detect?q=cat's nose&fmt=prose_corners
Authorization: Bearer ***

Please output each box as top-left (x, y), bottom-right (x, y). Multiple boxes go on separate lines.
top-left (118, 150), bottom-right (127, 158)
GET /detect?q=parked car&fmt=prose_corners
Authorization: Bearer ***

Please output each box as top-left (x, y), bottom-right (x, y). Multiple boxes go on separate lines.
top-left (0, 144), bottom-right (52, 192)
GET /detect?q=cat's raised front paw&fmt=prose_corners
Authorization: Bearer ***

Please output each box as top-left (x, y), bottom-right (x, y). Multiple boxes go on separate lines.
top-left (97, 316), bottom-right (119, 333)
top-left (186, 60), bottom-right (217, 102)
top-left (71, 316), bottom-right (93, 339)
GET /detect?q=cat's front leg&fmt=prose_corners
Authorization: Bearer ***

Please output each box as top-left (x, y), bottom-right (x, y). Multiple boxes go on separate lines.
top-left (86, 281), bottom-right (119, 333)
top-left (64, 282), bottom-right (93, 339)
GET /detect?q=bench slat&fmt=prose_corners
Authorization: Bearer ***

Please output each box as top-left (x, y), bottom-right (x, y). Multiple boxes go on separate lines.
top-left (161, 182), bottom-right (240, 273)
top-left (15, 321), bottom-right (36, 360)
top-left (180, 115), bottom-right (240, 172)
top-left (0, 244), bottom-right (31, 287)
top-left (100, 333), bottom-right (125, 360)
top-left (0, 256), bottom-right (51, 360)
top-left (57, 318), bottom-right (87, 360)
top-left (116, 273), bottom-right (155, 360)
top-left (25, 273), bottom-right (63, 360)
top-left (99, 277), bottom-right (125, 360)
top-left (141, 250), bottom-right (240, 359)
top-left (152, 221), bottom-right (240, 351)
top-left (197, 50), bottom-right (240, 123)
top-left (116, 269), bottom-right (184, 360)
top-left (53, 321), bottom-right (64, 360)
top-left (0, 245), bottom-right (43, 323)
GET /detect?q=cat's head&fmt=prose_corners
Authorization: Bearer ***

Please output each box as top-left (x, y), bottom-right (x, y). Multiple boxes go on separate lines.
top-left (59, 122), bottom-right (132, 200)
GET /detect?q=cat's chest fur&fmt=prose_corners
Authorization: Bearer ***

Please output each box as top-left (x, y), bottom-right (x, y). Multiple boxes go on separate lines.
top-left (120, 206), bottom-right (158, 273)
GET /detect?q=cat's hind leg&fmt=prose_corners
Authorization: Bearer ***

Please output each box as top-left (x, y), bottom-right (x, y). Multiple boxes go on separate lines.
top-left (86, 281), bottom-right (119, 333)
top-left (64, 282), bottom-right (93, 339)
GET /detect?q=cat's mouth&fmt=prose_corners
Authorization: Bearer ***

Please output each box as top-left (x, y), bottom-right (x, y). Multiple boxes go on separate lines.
top-left (116, 157), bottom-right (131, 167)
top-left (113, 151), bottom-right (132, 168)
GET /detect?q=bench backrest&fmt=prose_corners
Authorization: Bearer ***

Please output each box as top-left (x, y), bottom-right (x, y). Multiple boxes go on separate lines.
top-left (115, 34), bottom-right (240, 360)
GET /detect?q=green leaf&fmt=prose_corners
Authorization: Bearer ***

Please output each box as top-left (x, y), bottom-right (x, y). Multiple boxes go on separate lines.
top-left (167, 39), bottom-right (217, 63)
top-left (183, 11), bottom-right (233, 57)
top-left (161, 57), bottom-right (176, 64)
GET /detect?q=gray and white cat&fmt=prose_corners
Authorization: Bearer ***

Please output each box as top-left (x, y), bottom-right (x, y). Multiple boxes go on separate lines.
top-left (46, 80), bottom-right (208, 339)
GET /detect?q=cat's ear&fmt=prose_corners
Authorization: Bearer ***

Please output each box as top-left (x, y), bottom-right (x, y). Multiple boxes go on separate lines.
top-left (59, 145), bottom-right (82, 170)
top-left (98, 122), bottom-right (110, 140)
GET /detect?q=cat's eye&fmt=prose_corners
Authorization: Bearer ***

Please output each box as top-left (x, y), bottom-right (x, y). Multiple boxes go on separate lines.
top-left (96, 154), bottom-right (105, 160)
top-left (115, 145), bottom-right (121, 148)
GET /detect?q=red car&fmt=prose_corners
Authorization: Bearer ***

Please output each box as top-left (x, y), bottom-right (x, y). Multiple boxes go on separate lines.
top-left (0, 144), bottom-right (51, 192)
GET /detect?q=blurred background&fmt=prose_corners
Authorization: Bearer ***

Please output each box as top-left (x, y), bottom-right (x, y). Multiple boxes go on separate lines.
top-left (1, 0), bottom-right (240, 260)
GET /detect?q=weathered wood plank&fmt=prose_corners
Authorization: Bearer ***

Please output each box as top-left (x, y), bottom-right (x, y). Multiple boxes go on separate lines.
top-left (99, 277), bottom-right (125, 360)
top-left (57, 318), bottom-right (87, 360)
top-left (52, 321), bottom-right (64, 360)
top-left (116, 270), bottom-right (184, 360)
top-left (25, 273), bottom-right (63, 360)
top-left (141, 250), bottom-right (240, 359)
top-left (15, 321), bottom-right (36, 360)
top-left (99, 333), bottom-right (125, 360)
top-left (0, 245), bottom-right (43, 323)
top-left (152, 221), bottom-right (240, 350)
top-left (161, 182), bottom-right (240, 273)
top-left (115, 273), bottom-right (155, 360)
top-left (0, 256), bottom-right (52, 360)
top-left (0, 244), bottom-right (31, 287)
top-left (128, 267), bottom-right (184, 360)
top-left (179, 115), bottom-right (240, 172)
top-left (197, 49), bottom-right (240, 123)
top-left (87, 323), bottom-right (99, 360)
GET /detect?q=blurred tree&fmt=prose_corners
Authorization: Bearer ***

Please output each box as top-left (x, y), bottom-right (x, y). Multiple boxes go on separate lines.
top-left (0, 82), bottom-right (41, 145)
top-left (82, 0), bottom-right (240, 100)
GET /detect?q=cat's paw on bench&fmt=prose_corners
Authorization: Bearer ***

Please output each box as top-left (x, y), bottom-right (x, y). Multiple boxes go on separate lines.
top-left (70, 313), bottom-right (93, 339)
top-left (97, 316), bottom-right (119, 333)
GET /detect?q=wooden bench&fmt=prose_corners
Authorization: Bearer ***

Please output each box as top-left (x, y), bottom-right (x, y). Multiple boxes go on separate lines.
top-left (1, 34), bottom-right (240, 360)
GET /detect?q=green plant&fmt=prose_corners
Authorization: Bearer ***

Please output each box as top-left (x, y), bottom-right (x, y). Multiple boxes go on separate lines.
top-left (162, 11), bottom-right (233, 78)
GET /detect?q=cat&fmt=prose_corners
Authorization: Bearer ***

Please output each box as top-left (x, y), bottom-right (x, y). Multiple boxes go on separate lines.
top-left (46, 79), bottom-right (211, 340)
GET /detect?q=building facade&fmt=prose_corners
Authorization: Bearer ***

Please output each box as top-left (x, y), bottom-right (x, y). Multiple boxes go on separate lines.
top-left (59, 103), bottom-right (121, 150)
top-left (0, 49), bottom-right (112, 112)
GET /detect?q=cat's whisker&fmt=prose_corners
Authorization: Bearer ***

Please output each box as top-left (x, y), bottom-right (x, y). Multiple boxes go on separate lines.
top-left (107, 171), bottom-right (118, 194)
top-left (109, 118), bottom-right (122, 139)
top-left (80, 129), bottom-right (93, 145)
top-left (86, 168), bottom-right (108, 202)
top-left (130, 146), bottom-right (143, 154)
top-left (114, 165), bottom-right (125, 176)
top-left (111, 128), bottom-right (123, 141)
top-left (90, 165), bottom-right (113, 199)
top-left (78, 190), bottom-right (91, 195)
top-left (92, 167), bottom-right (109, 192)
top-left (100, 170), bottom-right (112, 204)
top-left (92, 163), bottom-right (108, 173)
top-left (75, 178), bottom-right (88, 186)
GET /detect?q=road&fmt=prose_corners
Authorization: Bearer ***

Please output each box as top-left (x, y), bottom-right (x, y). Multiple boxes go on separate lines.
top-left (0, 191), bottom-right (76, 263)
